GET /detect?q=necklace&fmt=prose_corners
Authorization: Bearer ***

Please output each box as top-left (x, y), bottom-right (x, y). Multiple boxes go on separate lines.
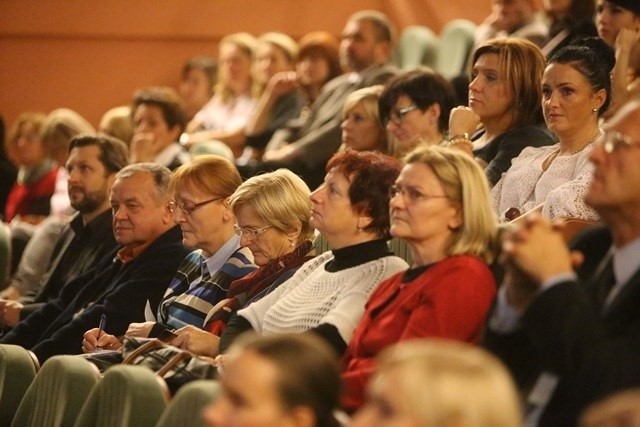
top-left (541, 130), bottom-right (602, 172)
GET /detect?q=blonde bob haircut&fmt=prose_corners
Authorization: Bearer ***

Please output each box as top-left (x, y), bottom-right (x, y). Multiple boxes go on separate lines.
top-left (169, 154), bottom-right (242, 200)
top-left (229, 169), bottom-right (314, 245)
top-left (342, 85), bottom-right (384, 123)
top-left (471, 38), bottom-right (545, 129)
top-left (373, 339), bottom-right (522, 427)
top-left (403, 146), bottom-right (497, 263)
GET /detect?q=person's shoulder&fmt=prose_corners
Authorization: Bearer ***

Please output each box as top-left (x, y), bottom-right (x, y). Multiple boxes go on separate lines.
top-left (361, 64), bottom-right (399, 86)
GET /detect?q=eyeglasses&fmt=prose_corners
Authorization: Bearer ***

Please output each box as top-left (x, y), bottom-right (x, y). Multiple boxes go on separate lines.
top-left (385, 105), bottom-right (419, 127)
top-left (168, 196), bottom-right (225, 216)
top-left (389, 184), bottom-right (449, 204)
top-left (599, 131), bottom-right (640, 154)
top-left (234, 224), bottom-right (272, 239)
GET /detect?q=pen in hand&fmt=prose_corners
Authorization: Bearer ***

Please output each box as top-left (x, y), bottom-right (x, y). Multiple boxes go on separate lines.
top-left (95, 314), bottom-right (107, 350)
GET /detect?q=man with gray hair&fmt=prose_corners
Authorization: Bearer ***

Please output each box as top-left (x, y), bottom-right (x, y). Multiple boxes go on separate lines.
top-left (0, 163), bottom-right (189, 362)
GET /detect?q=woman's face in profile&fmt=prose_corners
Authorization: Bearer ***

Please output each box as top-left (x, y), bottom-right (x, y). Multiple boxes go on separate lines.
top-left (468, 53), bottom-right (513, 123)
top-left (341, 101), bottom-right (385, 152)
top-left (202, 350), bottom-right (296, 427)
top-left (349, 367), bottom-right (421, 427)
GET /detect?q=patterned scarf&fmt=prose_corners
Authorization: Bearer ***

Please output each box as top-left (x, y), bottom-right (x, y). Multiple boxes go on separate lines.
top-left (204, 240), bottom-right (314, 335)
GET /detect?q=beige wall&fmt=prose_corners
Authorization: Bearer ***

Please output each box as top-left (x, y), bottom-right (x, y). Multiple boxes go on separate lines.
top-left (0, 0), bottom-right (495, 131)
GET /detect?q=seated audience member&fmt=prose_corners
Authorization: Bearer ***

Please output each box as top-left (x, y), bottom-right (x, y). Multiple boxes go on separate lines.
top-left (81, 155), bottom-right (257, 351)
top-left (350, 339), bottom-right (522, 427)
top-left (182, 33), bottom-right (257, 152)
top-left (159, 169), bottom-right (316, 356)
top-left (237, 10), bottom-right (397, 189)
top-left (98, 105), bottom-right (134, 146)
top-left (0, 116), bottom-right (17, 216)
top-left (340, 85), bottom-right (389, 154)
top-left (3, 112), bottom-right (53, 224)
top-left (0, 135), bottom-right (129, 325)
top-left (541, 0), bottom-right (597, 57)
top-left (597, 0), bottom-right (640, 117)
top-left (379, 68), bottom-right (456, 157)
top-left (203, 334), bottom-right (343, 427)
top-left (475, 0), bottom-right (548, 48)
top-left (492, 38), bottom-right (613, 222)
top-left (0, 163), bottom-right (189, 362)
top-left (219, 150), bottom-right (408, 355)
top-left (297, 31), bottom-right (342, 108)
top-left (241, 32), bottom-right (304, 160)
top-left (341, 146), bottom-right (498, 410)
top-left (449, 38), bottom-right (555, 186)
top-left (40, 108), bottom-right (96, 221)
top-left (130, 87), bottom-right (190, 170)
top-left (178, 55), bottom-right (217, 121)
top-left (580, 389), bottom-right (640, 427)
top-left (484, 100), bottom-right (640, 426)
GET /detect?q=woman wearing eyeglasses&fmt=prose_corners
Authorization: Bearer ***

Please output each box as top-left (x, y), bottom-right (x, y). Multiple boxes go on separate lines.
top-left (341, 145), bottom-right (498, 411)
top-left (163, 168), bottom-right (316, 356)
top-left (82, 155), bottom-right (257, 351)
top-left (217, 150), bottom-right (408, 358)
top-left (379, 68), bottom-right (456, 158)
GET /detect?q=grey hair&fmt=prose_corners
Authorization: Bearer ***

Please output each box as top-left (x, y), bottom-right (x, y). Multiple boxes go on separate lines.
top-left (114, 163), bottom-right (171, 205)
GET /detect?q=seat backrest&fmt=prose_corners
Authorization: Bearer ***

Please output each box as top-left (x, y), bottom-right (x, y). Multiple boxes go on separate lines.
top-left (155, 380), bottom-right (221, 427)
top-left (394, 25), bottom-right (439, 71)
top-left (11, 355), bottom-right (98, 427)
top-left (435, 19), bottom-right (477, 78)
top-left (74, 365), bottom-right (168, 427)
top-left (0, 344), bottom-right (38, 427)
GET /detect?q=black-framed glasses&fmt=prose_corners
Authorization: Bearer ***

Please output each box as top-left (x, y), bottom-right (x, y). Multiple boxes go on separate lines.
top-left (168, 196), bottom-right (225, 216)
top-left (389, 184), bottom-right (449, 204)
top-left (234, 224), bottom-right (272, 239)
top-left (385, 105), bottom-right (419, 127)
top-left (599, 131), bottom-right (639, 154)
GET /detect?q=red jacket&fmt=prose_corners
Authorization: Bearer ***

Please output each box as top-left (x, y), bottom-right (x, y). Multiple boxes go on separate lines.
top-left (341, 255), bottom-right (496, 410)
top-left (4, 167), bottom-right (58, 222)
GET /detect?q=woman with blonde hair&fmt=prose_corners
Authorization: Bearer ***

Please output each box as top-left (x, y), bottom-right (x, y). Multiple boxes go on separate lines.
top-left (242, 32), bottom-right (304, 161)
top-left (350, 339), bottom-right (522, 427)
top-left (342, 145), bottom-right (498, 410)
top-left (341, 85), bottom-right (388, 154)
top-left (449, 38), bottom-right (555, 186)
top-left (183, 32), bottom-right (257, 155)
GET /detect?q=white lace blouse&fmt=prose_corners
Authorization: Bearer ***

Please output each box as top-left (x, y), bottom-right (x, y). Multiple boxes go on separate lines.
top-left (491, 143), bottom-right (599, 221)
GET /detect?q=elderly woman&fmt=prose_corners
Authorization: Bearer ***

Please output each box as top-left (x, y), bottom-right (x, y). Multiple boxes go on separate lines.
top-left (448, 38), bottom-right (555, 186)
top-left (162, 168), bottom-right (316, 356)
top-left (130, 86), bottom-right (190, 170)
top-left (350, 340), bottom-right (522, 427)
top-left (341, 146), bottom-right (498, 410)
top-left (379, 68), bottom-right (456, 158)
top-left (219, 150), bottom-right (408, 356)
top-left (203, 334), bottom-right (343, 427)
top-left (340, 86), bottom-right (388, 154)
top-left (492, 37), bottom-right (613, 222)
top-left (82, 155), bottom-right (256, 351)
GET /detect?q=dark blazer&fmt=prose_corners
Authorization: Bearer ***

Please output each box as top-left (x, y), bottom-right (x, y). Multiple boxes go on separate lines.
top-left (485, 226), bottom-right (640, 426)
top-left (0, 225), bottom-right (189, 363)
top-left (238, 63), bottom-right (398, 189)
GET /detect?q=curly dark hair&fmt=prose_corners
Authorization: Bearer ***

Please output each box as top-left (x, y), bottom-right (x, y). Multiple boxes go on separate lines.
top-left (131, 86), bottom-right (187, 134)
top-left (326, 149), bottom-right (401, 239)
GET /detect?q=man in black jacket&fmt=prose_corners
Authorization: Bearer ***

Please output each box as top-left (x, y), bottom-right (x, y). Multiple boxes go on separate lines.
top-left (0, 134), bottom-right (129, 325)
top-left (0, 163), bottom-right (189, 362)
top-left (485, 100), bottom-right (640, 426)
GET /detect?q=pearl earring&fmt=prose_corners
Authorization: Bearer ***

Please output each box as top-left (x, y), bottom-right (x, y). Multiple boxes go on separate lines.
top-left (592, 108), bottom-right (598, 113)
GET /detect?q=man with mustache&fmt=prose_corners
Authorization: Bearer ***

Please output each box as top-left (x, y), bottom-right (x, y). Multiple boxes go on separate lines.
top-left (0, 134), bottom-right (128, 328)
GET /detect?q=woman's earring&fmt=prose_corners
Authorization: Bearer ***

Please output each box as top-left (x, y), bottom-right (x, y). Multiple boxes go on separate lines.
top-left (592, 108), bottom-right (598, 113)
